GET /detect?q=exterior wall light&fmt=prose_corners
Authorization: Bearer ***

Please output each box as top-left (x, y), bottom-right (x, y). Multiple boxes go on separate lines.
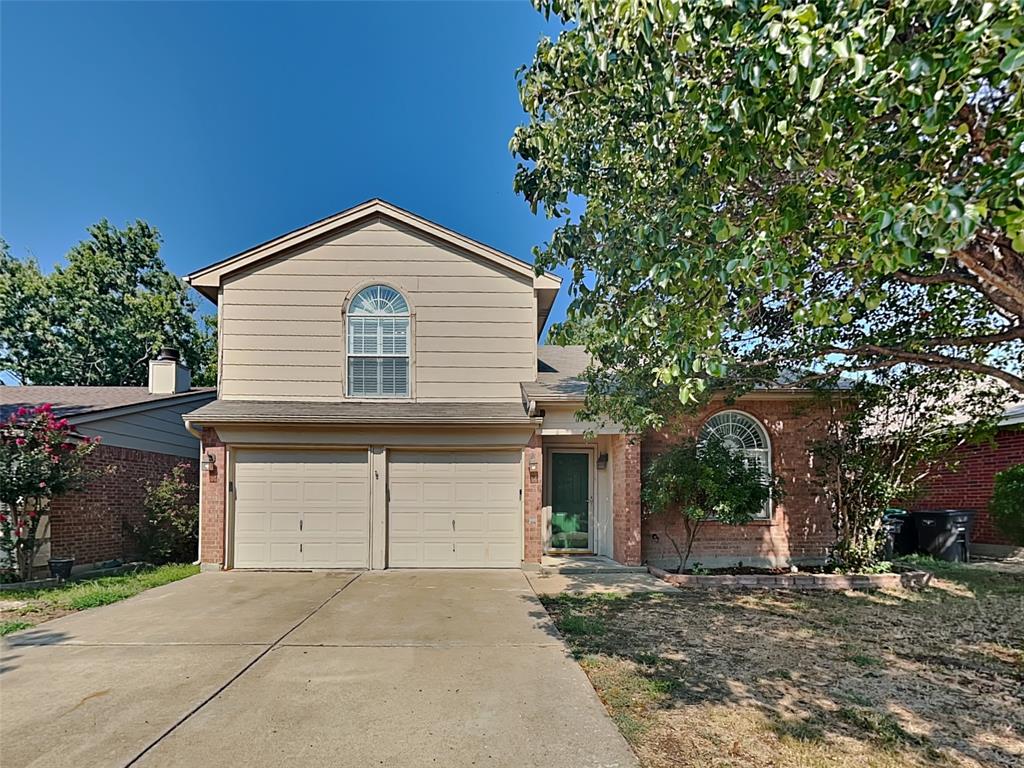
top-left (201, 452), bottom-right (217, 472)
top-left (596, 453), bottom-right (609, 470)
top-left (528, 459), bottom-right (539, 478)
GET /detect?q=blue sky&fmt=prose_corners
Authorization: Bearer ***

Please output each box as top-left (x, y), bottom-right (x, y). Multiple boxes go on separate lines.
top-left (1, 0), bottom-right (571, 332)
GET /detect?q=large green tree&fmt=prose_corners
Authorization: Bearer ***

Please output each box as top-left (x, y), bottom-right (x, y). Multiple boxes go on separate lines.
top-left (0, 221), bottom-right (216, 386)
top-left (513, 0), bottom-right (1024, 428)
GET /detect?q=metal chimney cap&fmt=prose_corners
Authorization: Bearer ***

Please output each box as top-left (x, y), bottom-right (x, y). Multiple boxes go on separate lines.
top-left (156, 347), bottom-right (180, 361)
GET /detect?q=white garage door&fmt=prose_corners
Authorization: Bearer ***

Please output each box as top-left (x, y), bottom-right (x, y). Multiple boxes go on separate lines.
top-left (388, 450), bottom-right (522, 567)
top-left (233, 450), bottom-right (370, 569)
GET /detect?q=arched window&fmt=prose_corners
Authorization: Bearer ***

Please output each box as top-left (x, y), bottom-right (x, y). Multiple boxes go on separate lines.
top-left (347, 285), bottom-right (410, 397)
top-left (699, 410), bottom-right (772, 517)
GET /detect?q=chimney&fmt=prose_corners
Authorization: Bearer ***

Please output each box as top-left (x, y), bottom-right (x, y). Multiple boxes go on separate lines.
top-left (148, 347), bottom-right (191, 394)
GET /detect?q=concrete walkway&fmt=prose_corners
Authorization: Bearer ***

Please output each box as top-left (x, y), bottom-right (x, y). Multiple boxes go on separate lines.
top-left (1, 570), bottom-right (636, 768)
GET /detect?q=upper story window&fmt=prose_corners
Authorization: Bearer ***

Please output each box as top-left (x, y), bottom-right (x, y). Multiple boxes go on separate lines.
top-left (347, 285), bottom-right (410, 397)
top-left (699, 410), bottom-right (772, 517)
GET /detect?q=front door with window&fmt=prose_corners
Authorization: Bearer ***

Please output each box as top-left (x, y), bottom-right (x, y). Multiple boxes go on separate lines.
top-left (549, 451), bottom-right (590, 550)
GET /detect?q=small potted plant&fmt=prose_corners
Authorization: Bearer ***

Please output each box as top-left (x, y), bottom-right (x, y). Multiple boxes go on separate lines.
top-left (47, 555), bottom-right (75, 582)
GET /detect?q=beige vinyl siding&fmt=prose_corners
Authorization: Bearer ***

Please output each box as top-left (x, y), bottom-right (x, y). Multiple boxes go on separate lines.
top-left (220, 218), bottom-right (536, 402)
top-left (75, 397), bottom-right (213, 458)
top-left (538, 405), bottom-right (623, 435)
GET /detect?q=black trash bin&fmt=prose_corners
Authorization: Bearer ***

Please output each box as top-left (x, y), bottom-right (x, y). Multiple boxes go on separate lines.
top-left (912, 509), bottom-right (975, 562)
top-left (882, 509), bottom-right (918, 557)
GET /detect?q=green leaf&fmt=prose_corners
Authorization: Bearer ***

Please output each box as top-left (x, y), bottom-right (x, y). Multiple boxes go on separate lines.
top-left (999, 47), bottom-right (1024, 74)
top-left (809, 75), bottom-right (825, 100)
top-left (853, 54), bottom-right (867, 80)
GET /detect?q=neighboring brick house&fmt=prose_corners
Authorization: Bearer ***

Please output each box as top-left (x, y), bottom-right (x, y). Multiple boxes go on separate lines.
top-left (909, 405), bottom-right (1024, 556)
top-left (1, 352), bottom-right (215, 571)
top-left (183, 199), bottom-right (839, 572)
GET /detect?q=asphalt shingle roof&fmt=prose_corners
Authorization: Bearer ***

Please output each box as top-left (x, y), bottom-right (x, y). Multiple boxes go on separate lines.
top-left (184, 399), bottom-right (535, 425)
top-left (0, 386), bottom-right (215, 421)
top-left (521, 345), bottom-right (591, 401)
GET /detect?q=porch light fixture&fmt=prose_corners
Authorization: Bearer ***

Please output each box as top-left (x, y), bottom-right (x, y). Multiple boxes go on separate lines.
top-left (200, 452), bottom-right (216, 472)
top-left (596, 453), bottom-right (608, 470)
top-left (528, 459), bottom-right (539, 477)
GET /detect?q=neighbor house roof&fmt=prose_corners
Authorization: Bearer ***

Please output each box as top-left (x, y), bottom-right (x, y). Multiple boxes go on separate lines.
top-left (184, 399), bottom-right (538, 426)
top-left (1, 386), bottom-right (216, 423)
top-left (1000, 402), bottom-right (1024, 427)
top-left (522, 345), bottom-right (591, 402)
top-left (523, 345), bottom-right (855, 403)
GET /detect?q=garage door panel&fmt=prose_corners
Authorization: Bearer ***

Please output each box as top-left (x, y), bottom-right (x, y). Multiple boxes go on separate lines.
top-left (233, 450), bottom-right (370, 569)
top-left (388, 450), bottom-right (522, 568)
top-left (271, 482), bottom-right (300, 502)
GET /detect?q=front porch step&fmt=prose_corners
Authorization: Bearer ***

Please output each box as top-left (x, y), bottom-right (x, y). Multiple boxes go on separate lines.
top-left (525, 555), bottom-right (647, 575)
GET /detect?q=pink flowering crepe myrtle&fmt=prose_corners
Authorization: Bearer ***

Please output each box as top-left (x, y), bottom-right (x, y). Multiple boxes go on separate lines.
top-left (1, 404), bottom-right (99, 581)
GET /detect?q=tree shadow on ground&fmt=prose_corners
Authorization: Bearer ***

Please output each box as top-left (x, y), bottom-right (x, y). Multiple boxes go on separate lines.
top-left (540, 564), bottom-right (1023, 768)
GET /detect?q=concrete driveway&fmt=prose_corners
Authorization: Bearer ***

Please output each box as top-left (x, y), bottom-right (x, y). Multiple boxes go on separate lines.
top-left (1, 570), bottom-right (636, 768)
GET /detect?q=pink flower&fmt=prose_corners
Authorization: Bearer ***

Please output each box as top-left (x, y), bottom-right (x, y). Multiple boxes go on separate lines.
top-left (28, 510), bottom-right (37, 519)
top-left (15, 437), bottom-right (26, 447)
top-left (16, 407), bottom-right (28, 417)
top-left (38, 481), bottom-right (46, 488)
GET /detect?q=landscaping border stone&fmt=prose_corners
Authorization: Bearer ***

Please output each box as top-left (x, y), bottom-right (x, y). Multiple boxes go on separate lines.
top-left (648, 565), bottom-right (932, 590)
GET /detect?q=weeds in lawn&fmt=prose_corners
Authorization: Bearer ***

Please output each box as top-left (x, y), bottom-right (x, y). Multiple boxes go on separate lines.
top-left (0, 563), bottom-right (199, 633)
top-left (541, 560), bottom-right (1022, 768)
top-left (836, 706), bottom-right (923, 748)
top-left (559, 614), bottom-right (606, 636)
top-left (0, 620), bottom-right (33, 636)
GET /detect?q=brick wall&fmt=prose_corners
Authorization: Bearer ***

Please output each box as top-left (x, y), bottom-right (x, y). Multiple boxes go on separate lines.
top-left (199, 427), bottom-right (227, 568)
top-left (611, 434), bottom-right (642, 565)
top-left (48, 443), bottom-right (198, 566)
top-left (523, 433), bottom-right (544, 564)
top-left (641, 399), bottom-right (834, 569)
top-left (909, 426), bottom-right (1023, 545)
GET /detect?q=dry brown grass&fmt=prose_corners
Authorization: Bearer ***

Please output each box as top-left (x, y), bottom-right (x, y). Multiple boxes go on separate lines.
top-left (541, 560), bottom-right (1023, 768)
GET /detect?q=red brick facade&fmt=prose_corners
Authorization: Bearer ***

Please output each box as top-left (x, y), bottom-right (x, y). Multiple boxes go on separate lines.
top-left (641, 398), bottom-right (834, 568)
top-left (909, 426), bottom-right (1023, 546)
top-left (199, 427), bottom-right (227, 567)
top-left (611, 434), bottom-right (642, 565)
top-left (48, 443), bottom-right (198, 566)
top-left (522, 433), bottom-right (545, 564)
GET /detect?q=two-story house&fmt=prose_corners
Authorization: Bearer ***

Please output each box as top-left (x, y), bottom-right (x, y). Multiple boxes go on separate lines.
top-left (184, 199), bottom-right (834, 571)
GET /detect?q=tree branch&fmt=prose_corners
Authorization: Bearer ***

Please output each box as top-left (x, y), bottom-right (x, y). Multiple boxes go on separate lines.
top-left (824, 344), bottom-right (1024, 393)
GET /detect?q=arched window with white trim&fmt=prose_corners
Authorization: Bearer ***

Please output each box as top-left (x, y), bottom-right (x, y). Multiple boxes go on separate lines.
top-left (699, 410), bottom-right (772, 517)
top-left (347, 285), bottom-right (410, 397)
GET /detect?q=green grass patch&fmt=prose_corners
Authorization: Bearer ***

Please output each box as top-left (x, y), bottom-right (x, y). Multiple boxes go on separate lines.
top-left (2, 563), bottom-right (198, 623)
top-left (559, 614), bottom-right (606, 636)
top-left (896, 555), bottom-right (1023, 596)
top-left (0, 620), bottom-right (33, 636)
top-left (836, 705), bottom-right (923, 748)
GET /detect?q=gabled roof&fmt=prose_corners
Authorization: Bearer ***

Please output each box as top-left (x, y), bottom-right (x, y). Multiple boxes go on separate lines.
top-left (0, 386), bottom-right (215, 423)
top-left (186, 198), bottom-right (562, 303)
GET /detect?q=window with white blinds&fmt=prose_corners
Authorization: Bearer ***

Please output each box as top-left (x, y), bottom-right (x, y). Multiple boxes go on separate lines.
top-left (346, 286), bottom-right (410, 397)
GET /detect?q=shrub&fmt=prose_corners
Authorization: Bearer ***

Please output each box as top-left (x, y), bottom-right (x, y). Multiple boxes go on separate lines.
top-left (643, 437), bottom-right (777, 572)
top-left (132, 464), bottom-right (198, 564)
top-left (0, 404), bottom-right (97, 580)
top-left (990, 463), bottom-right (1024, 546)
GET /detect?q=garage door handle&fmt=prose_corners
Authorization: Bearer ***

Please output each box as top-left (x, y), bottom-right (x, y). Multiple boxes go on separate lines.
top-left (451, 519), bottom-right (456, 531)
top-left (299, 519), bottom-right (303, 531)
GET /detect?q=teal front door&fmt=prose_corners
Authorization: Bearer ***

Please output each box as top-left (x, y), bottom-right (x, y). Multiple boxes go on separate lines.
top-left (549, 452), bottom-right (590, 550)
